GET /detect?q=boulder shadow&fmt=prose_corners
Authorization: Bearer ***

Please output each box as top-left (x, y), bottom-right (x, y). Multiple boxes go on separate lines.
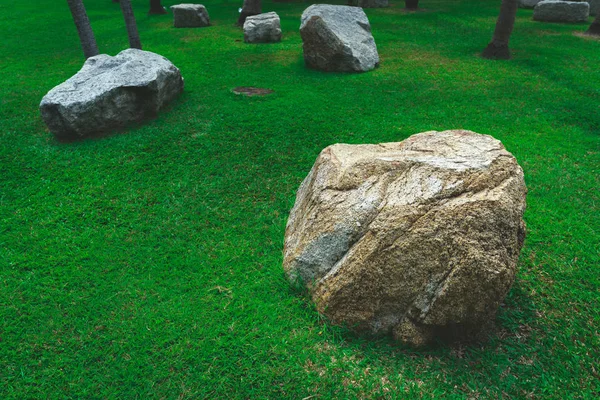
top-left (293, 275), bottom-right (538, 358)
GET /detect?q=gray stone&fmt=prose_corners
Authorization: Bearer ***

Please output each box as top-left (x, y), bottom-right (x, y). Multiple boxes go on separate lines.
top-left (519, 0), bottom-right (543, 8)
top-left (244, 12), bottom-right (282, 43)
top-left (283, 130), bottom-right (527, 346)
top-left (171, 4), bottom-right (210, 28)
top-left (533, 1), bottom-right (589, 22)
top-left (300, 5), bottom-right (379, 72)
top-left (348, 0), bottom-right (389, 8)
top-left (543, 0), bottom-right (598, 15)
top-left (40, 49), bottom-right (184, 139)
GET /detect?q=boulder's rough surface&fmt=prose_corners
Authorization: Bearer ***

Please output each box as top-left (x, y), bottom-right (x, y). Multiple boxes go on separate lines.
top-left (348, 0), bottom-right (389, 8)
top-left (40, 49), bottom-right (184, 139)
top-left (171, 4), bottom-right (210, 27)
top-left (300, 5), bottom-right (379, 72)
top-left (519, 0), bottom-right (543, 8)
top-left (283, 130), bottom-right (527, 346)
top-left (244, 12), bottom-right (282, 43)
top-left (533, 1), bottom-right (589, 22)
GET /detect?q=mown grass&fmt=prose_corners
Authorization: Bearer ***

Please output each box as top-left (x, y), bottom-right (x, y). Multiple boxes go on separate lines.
top-left (0, 0), bottom-right (598, 398)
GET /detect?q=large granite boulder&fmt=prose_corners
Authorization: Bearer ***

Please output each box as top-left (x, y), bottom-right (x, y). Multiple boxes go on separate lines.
top-left (533, 1), bottom-right (589, 22)
top-left (171, 4), bottom-right (210, 28)
top-left (40, 49), bottom-right (184, 139)
top-left (519, 0), bottom-right (543, 8)
top-left (300, 5), bottom-right (379, 72)
top-left (348, 0), bottom-right (389, 8)
top-left (283, 130), bottom-right (527, 346)
top-left (244, 12), bottom-right (282, 43)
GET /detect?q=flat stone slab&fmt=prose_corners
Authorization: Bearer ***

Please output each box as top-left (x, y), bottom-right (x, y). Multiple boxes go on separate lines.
top-left (171, 4), bottom-right (210, 28)
top-left (244, 12), bottom-right (282, 43)
top-left (533, 1), bottom-right (589, 22)
top-left (300, 5), bottom-right (379, 72)
top-left (348, 0), bottom-right (389, 8)
top-left (283, 130), bottom-right (527, 346)
top-left (40, 49), bottom-right (184, 139)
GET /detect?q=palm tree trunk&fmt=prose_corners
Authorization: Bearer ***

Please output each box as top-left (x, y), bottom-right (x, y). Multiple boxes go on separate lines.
top-left (586, 13), bottom-right (600, 36)
top-left (482, 0), bottom-right (518, 59)
top-left (237, 0), bottom-right (261, 26)
top-left (405, 0), bottom-right (419, 10)
top-left (149, 0), bottom-right (167, 15)
top-left (66, 0), bottom-right (99, 59)
top-left (119, 0), bottom-right (142, 49)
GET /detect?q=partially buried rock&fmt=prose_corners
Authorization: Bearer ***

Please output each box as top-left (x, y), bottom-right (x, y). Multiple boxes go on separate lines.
top-left (300, 5), bottom-right (379, 72)
top-left (533, 0), bottom-right (589, 22)
top-left (244, 12), bottom-right (282, 43)
top-left (283, 130), bottom-right (527, 346)
top-left (171, 4), bottom-right (210, 28)
top-left (348, 0), bottom-right (389, 8)
top-left (40, 49), bottom-right (184, 139)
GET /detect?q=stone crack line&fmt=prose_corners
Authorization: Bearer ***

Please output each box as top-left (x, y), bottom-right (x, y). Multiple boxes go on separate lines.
top-left (316, 181), bottom-right (390, 286)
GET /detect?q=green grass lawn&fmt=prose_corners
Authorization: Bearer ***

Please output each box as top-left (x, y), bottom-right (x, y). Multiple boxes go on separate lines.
top-left (1, 0), bottom-right (599, 397)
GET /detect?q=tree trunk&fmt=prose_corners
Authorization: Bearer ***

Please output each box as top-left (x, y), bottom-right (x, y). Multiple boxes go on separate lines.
top-left (405, 0), bottom-right (419, 10)
top-left (237, 0), bottom-right (261, 26)
top-left (482, 0), bottom-right (518, 59)
top-left (67, 0), bottom-right (99, 59)
top-left (149, 0), bottom-right (167, 15)
top-left (586, 13), bottom-right (600, 36)
top-left (119, 0), bottom-right (142, 49)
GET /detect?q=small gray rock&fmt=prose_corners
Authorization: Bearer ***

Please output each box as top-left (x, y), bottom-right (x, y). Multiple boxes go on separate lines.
top-left (546, 0), bottom-right (598, 15)
top-left (171, 4), bottom-right (210, 28)
top-left (533, 1), bottom-right (589, 22)
top-left (244, 12), bottom-right (282, 43)
top-left (300, 5), bottom-right (379, 72)
top-left (348, 0), bottom-right (389, 8)
top-left (40, 49), bottom-right (184, 139)
top-left (519, 0), bottom-right (543, 8)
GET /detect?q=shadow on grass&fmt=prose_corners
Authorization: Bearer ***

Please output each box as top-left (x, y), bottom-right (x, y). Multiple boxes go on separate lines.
top-left (278, 274), bottom-right (540, 397)
top-left (290, 275), bottom-right (538, 362)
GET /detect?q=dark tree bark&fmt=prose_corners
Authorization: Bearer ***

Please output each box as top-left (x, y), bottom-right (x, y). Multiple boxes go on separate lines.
top-left (585, 13), bottom-right (600, 36)
top-left (237, 0), bottom-right (261, 26)
top-left (119, 0), bottom-right (142, 49)
top-left (67, 0), bottom-right (99, 59)
top-left (405, 0), bottom-right (419, 10)
top-left (149, 0), bottom-right (167, 15)
top-left (482, 0), bottom-right (518, 59)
